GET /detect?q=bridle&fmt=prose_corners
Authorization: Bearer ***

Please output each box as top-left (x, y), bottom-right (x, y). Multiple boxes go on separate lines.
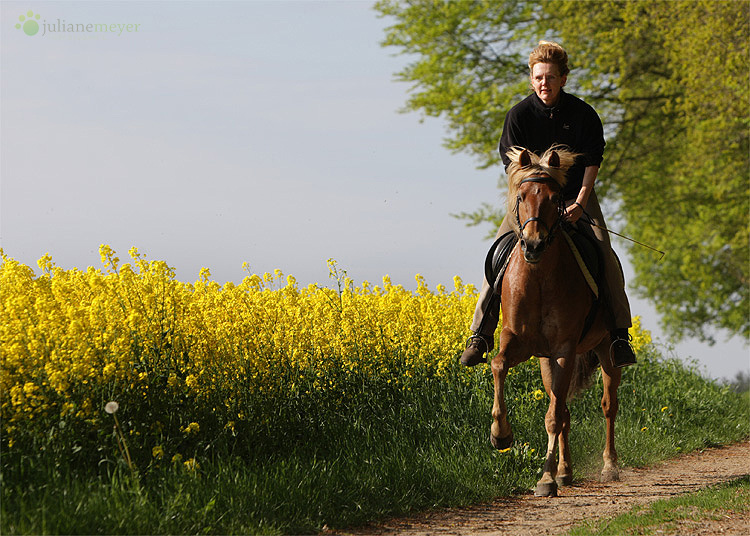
top-left (515, 176), bottom-right (566, 256)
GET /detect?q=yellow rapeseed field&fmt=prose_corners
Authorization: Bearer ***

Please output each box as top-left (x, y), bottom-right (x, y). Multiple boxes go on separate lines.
top-left (0, 246), bottom-right (479, 446)
top-left (0, 245), bottom-right (651, 453)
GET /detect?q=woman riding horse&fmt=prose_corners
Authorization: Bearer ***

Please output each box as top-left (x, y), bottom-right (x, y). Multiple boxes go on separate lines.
top-left (460, 40), bottom-right (636, 369)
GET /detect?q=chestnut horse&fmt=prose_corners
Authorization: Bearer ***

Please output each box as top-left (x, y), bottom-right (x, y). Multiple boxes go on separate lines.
top-left (490, 146), bottom-right (622, 497)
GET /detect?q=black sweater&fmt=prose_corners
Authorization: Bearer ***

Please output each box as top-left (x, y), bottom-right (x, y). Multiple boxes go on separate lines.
top-left (499, 90), bottom-right (605, 200)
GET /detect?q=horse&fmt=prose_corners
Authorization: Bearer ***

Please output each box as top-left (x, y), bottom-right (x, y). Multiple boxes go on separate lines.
top-left (489, 145), bottom-right (622, 497)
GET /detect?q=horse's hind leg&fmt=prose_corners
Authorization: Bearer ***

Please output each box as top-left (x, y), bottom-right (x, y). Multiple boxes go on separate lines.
top-left (597, 340), bottom-right (622, 482)
top-left (535, 354), bottom-right (574, 497)
top-left (555, 403), bottom-right (572, 487)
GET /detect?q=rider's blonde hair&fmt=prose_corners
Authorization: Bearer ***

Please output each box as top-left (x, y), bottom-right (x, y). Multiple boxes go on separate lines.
top-left (528, 40), bottom-right (569, 77)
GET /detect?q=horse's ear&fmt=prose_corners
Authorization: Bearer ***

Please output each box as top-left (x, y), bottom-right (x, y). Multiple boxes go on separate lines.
top-left (547, 151), bottom-right (560, 168)
top-left (519, 149), bottom-right (532, 167)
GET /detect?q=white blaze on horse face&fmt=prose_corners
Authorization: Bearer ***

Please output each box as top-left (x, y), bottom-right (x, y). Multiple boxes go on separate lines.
top-left (517, 180), bottom-right (562, 264)
top-left (519, 185), bottom-right (551, 242)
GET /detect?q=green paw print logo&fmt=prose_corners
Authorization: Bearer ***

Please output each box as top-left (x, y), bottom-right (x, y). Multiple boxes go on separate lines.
top-left (16, 10), bottom-right (41, 36)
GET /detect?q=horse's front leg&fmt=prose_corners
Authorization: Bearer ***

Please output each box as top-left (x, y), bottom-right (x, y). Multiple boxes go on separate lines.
top-left (490, 330), bottom-right (524, 450)
top-left (536, 355), bottom-right (574, 497)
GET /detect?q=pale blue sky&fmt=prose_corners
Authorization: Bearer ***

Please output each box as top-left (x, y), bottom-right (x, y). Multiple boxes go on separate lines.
top-left (2, 0), bottom-right (747, 380)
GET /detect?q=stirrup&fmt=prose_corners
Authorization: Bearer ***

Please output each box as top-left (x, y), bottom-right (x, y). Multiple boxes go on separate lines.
top-left (460, 334), bottom-right (490, 366)
top-left (610, 333), bottom-right (636, 368)
top-left (465, 334), bottom-right (489, 351)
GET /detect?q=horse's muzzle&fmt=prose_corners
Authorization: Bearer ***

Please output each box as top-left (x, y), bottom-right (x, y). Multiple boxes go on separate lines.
top-left (520, 237), bottom-right (545, 263)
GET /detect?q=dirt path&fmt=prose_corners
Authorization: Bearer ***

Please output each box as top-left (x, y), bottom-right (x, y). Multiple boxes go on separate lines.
top-left (338, 441), bottom-right (750, 536)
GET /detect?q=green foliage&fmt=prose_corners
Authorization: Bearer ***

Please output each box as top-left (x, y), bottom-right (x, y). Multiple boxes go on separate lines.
top-left (555, 0), bottom-right (750, 343)
top-left (375, 0), bottom-right (750, 342)
top-left (727, 370), bottom-right (750, 393)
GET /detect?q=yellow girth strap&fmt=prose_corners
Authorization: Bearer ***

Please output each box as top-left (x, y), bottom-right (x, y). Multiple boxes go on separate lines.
top-left (562, 230), bottom-right (599, 299)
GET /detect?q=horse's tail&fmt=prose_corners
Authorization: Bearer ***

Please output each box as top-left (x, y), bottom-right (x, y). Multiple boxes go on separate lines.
top-left (568, 351), bottom-right (599, 400)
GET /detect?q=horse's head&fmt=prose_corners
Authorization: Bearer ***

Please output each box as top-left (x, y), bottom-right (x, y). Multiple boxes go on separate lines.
top-left (506, 146), bottom-right (578, 263)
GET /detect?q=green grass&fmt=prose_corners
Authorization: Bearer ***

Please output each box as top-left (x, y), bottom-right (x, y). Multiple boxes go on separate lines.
top-left (2, 344), bottom-right (748, 534)
top-left (566, 475), bottom-right (750, 535)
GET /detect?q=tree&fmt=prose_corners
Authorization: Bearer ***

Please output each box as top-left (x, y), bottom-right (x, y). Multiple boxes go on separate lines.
top-left (375, 0), bottom-right (749, 343)
top-left (728, 370), bottom-right (750, 393)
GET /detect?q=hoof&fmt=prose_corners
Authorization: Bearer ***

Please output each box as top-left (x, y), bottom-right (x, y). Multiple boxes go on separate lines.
top-left (601, 468), bottom-right (620, 482)
top-left (534, 480), bottom-right (558, 497)
top-left (555, 474), bottom-right (573, 487)
top-left (490, 432), bottom-right (513, 451)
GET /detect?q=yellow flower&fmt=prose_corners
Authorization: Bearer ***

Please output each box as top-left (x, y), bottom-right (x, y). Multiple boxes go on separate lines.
top-left (152, 445), bottom-right (164, 459)
top-left (102, 363), bottom-right (116, 378)
top-left (171, 453), bottom-right (183, 464)
top-left (661, 406), bottom-right (668, 412)
top-left (532, 389), bottom-right (545, 401)
top-left (185, 374), bottom-right (198, 389)
top-left (182, 422), bottom-right (200, 434)
top-left (183, 458), bottom-right (200, 471)
top-left (641, 427), bottom-right (648, 432)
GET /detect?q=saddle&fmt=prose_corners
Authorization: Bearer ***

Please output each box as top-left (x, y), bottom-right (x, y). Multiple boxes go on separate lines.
top-left (484, 223), bottom-right (604, 341)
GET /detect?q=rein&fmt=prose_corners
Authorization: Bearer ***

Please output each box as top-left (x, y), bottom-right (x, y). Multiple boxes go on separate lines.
top-left (515, 176), bottom-right (566, 254)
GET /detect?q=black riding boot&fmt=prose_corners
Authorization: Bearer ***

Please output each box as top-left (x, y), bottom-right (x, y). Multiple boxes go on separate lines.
top-left (610, 328), bottom-right (637, 368)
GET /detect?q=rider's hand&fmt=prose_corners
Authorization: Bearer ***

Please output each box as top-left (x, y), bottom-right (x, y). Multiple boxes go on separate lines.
top-left (564, 202), bottom-right (584, 223)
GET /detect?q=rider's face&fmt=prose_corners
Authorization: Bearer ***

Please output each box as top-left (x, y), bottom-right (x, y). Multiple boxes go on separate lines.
top-left (530, 63), bottom-right (567, 106)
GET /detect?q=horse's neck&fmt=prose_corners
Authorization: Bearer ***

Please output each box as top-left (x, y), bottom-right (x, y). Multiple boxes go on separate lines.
top-left (509, 239), bottom-right (571, 297)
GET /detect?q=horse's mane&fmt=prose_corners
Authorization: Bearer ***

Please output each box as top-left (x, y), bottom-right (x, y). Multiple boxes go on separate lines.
top-left (506, 145), bottom-right (580, 223)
